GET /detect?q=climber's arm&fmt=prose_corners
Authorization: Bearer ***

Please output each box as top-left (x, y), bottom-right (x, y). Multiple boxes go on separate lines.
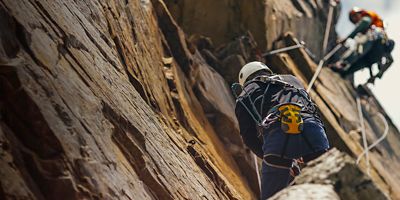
top-left (235, 101), bottom-right (263, 158)
top-left (347, 16), bottom-right (372, 39)
top-left (369, 66), bottom-right (374, 79)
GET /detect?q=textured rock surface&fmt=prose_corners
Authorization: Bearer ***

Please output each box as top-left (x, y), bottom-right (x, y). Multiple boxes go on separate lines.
top-left (164, 0), bottom-right (265, 49)
top-left (1, 0), bottom-right (399, 199)
top-left (297, 149), bottom-right (387, 199)
top-left (0, 0), bottom-right (255, 199)
top-left (272, 149), bottom-right (387, 200)
top-left (264, 34), bottom-right (400, 199)
top-left (165, 0), bottom-right (340, 58)
top-left (270, 184), bottom-right (340, 200)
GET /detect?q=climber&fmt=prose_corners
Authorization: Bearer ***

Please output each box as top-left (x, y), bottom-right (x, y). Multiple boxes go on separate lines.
top-left (330, 7), bottom-right (395, 84)
top-left (233, 62), bottom-right (330, 199)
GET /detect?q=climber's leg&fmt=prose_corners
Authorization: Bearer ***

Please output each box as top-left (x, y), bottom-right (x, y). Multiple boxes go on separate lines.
top-left (340, 45), bottom-right (381, 77)
top-left (260, 162), bottom-right (292, 200)
top-left (377, 55), bottom-right (393, 78)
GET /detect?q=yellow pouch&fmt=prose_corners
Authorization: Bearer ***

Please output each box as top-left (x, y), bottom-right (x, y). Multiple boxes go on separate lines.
top-left (278, 103), bottom-right (303, 134)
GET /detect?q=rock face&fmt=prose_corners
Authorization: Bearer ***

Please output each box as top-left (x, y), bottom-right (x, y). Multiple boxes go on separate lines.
top-left (0, 0), bottom-right (255, 199)
top-left (264, 34), bottom-right (400, 199)
top-left (165, 0), bottom-right (340, 58)
top-left (270, 184), bottom-right (340, 200)
top-left (271, 149), bottom-right (387, 200)
top-left (1, 0), bottom-right (399, 200)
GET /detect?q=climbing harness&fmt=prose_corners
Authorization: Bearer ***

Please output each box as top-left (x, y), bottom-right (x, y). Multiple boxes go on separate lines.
top-left (263, 149), bottom-right (327, 178)
top-left (263, 154), bottom-right (303, 176)
top-left (232, 75), bottom-right (320, 177)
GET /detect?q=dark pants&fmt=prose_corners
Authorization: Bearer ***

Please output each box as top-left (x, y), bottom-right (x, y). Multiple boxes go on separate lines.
top-left (260, 120), bottom-right (329, 199)
top-left (341, 39), bottom-right (395, 77)
top-left (261, 162), bottom-right (292, 200)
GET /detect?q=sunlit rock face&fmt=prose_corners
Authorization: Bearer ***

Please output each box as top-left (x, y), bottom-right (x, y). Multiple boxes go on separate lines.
top-left (0, 0), bottom-right (256, 199)
top-left (263, 34), bottom-right (400, 200)
top-left (0, 0), bottom-right (399, 199)
top-left (165, 0), bottom-right (340, 58)
top-left (271, 149), bottom-right (388, 200)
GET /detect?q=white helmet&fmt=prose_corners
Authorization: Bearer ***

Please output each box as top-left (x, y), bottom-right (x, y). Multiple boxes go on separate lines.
top-left (238, 61), bottom-right (272, 86)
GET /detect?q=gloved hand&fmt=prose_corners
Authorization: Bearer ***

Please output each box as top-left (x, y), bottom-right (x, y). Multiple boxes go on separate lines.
top-left (367, 76), bottom-right (376, 84)
top-left (289, 159), bottom-right (303, 177)
top-left (337, 38), bottom-right (347, 44)
top-left (329, 62), bottom-right (345, 72)
top-left (376, 72), bottom-right (384, 79)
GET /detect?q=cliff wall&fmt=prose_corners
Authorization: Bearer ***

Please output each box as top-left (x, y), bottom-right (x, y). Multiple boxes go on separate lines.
top-left (1, 0), bottom-right (399, 199)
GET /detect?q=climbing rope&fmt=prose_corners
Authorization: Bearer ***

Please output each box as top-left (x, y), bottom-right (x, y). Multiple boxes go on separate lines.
top-left (262, 40), bottom-right (316, 60)
top-left (353, 86), bottom-right (390, 176)
top-left (356, 96), bottom-right (370, 175)
top-left (306, 0), bottom-right (341, 93)
top-left (322, 0), bottom-right (338, 54)
top-left (262, 42), bottom-right (305, 57)
top-left (254, 154), bottom-right (261, 190)
top-left (356, 111), bottom-right (389, 170)
top-left (306, 44), bottom-right (343, 93)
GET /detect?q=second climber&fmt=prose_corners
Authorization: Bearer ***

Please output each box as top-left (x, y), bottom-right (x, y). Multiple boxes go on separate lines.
top-left (330, 7), bottom-right (395, 84)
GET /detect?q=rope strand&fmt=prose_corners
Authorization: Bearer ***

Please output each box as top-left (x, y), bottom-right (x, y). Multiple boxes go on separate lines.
top-left (356, 96), bottom-right (371, 176)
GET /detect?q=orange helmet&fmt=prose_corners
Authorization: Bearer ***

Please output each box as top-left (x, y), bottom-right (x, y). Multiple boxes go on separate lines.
top-left (349, 7), bottom-right (363, 23)
top-left (349, 7), bottom-right (384, 28)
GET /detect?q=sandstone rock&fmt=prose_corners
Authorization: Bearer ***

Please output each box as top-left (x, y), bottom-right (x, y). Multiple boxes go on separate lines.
top-left (272, 149), bottom-right (387, 200)
top-left (164, 0), bottom-right (265, 49)
top-left (219, 54), bottom-right (246, 85)
top-left (1, 0), bottom-right (399, 199)
top-left (265, 34), bottom-right (400, 199)
top-left (0, 0), bottom-right (255, 199)
top-left (153, 1), bottom-right (258, 196)
top-left (188, 34), bottom-right (215, 51)
top-left (270, 184), bottom-right (340, 200)
top-left (295, 149), bottom-right (388, 200)
top-left (215, 32), bottom-right (259, 62)
top-left (165, 0), bottom-right (340, 58)
top-left (197, 31), bottom-right (262, 85)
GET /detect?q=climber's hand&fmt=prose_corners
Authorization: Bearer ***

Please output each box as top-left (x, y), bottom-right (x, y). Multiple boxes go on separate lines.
top-left (337, 38), bottom-right (347, 44)
top-left (367, 76), bottom-right (376, 84)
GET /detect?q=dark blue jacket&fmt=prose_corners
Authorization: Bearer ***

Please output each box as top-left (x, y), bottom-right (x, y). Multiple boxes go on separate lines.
top-left (235, 75), bottom-right (329, 158)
